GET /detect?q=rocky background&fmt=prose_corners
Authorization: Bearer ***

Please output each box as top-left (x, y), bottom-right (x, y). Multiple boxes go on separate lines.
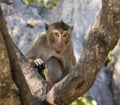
top-left (1, 0), bottom-right (120, 105)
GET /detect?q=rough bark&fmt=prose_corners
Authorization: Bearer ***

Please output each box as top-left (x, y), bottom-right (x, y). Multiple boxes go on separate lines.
top-left (0, 31), bottom-right (14, 105)
top-left (0, 6), bottom-right (40, 105)
top-left (0, 0), bottom-right (120, 105)
top-left (0, 4), bottom-right (51, 105)
top-left (45, 0), bottom-right (120, 104)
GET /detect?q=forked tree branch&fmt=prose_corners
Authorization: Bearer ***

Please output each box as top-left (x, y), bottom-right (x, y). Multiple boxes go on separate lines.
top-left (45, 0), bottom-right (120, 104)
top-left (0, 0), bottom-right (120, 104)
top-left (0, 6), bottom-right (37, 105)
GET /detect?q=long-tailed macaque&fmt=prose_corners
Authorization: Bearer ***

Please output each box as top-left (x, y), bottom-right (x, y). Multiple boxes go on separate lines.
top-left (26, 20), bottom-right (76, 84)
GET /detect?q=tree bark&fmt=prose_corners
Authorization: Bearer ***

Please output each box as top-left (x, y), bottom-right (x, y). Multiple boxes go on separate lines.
top-left (0, 30), bottom-right (13, 105)
top-left (0, 0), bottom-right (120, 105)
top-left (0, 29), bottom-right (21, 105)
top-left (0, 4), bottom-right (51, 105)
top-left (0, 6), bottom-right (40, 105)
top-left (45, 0), bottom-right (120, 104)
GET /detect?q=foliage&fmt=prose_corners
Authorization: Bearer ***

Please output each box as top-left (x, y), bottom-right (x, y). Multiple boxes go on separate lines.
top-left (108, 39), bottom-right (120, 60)
top-left (107, 39), bottom-right (120, 68)
top-left (23, 0), bottom-right (59, 9)
top-left (71, 96), bottom-right (97, 105)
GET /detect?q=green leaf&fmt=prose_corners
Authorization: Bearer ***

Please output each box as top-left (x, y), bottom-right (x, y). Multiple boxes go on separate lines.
top-left (71, 98), bottom-right (84, 105)
top-left (54, 0), bottom-right (59, 3)
top-left (85, 96), bottom-right (93, 102)
top-left (23, 0), bottom-right (36, 5)
top-left (23, 0), bottom-right (29, 5)
top-left (38, 0), bottom-right (43, 6)
top-left (91, 100), bottom-right (97, 105)
top-left (29, 0), bottom-right (36, 5)
top-left (47, 4), bottom-right (54, 9)
top-left (44, 0), bottom-right (49, 4)
top-left (71, 96), bottom-right (97, 105)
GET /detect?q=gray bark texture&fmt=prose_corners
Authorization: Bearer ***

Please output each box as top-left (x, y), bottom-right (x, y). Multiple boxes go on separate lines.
top-left (0, 14), bottom-right (21, 105)
top-left (0, 0), bottom-right (120, 105)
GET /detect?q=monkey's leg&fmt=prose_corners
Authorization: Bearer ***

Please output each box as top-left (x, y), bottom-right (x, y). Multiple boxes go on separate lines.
top-left (46, 56), bottom-right (64, 84)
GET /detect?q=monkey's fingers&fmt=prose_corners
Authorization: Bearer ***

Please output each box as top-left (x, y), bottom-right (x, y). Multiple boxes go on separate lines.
top-left (33, 58), bottom-right (46, 70)
top-left (34, 59), bottom-right (43, 66)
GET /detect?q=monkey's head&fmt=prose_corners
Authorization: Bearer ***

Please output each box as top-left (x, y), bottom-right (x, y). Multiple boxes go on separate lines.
top-left (45, 20), bottom-right (73, 54)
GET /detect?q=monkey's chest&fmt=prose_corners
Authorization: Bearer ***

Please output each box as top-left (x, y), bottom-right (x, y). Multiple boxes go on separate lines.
top-left (41, 51), bottom-right (63, 63)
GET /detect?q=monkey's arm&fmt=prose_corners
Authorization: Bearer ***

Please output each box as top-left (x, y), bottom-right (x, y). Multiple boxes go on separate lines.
top-left (25, 32), bottom-right (49, 60)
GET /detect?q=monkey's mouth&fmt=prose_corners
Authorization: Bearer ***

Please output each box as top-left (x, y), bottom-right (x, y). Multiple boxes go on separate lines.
top-left (55, 47), bottom-right (63, 54)
top-left (55, 50), bottom-right (61, 54)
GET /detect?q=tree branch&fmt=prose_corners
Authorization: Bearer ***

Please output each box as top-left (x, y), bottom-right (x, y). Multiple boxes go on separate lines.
top-left (0, 0), bottom-right (120, 104)
top-left (0, 30), bottom-right (14, 105)
top-left (0, 6), bottom-right (39, 105)
top-left (45, 0), bottom-right (120, 104)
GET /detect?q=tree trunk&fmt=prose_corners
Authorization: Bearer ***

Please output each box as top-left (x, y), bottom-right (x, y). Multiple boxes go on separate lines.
top-left (0, 29), bottom-right (21, 105)
top-left (0, 0), bottom-right (120, 105)
top-left (0, 5), bottom-right (50, 105)
top-left (0, 6), bottom-right (41, 105)
top-left (45, 0), bottom-right (120, 104)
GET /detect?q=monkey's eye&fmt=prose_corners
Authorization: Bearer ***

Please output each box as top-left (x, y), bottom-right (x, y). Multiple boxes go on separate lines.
top-left (62, 34), bottom-right (68, 38)
top-left (53, 32), bottom-right (59, 37)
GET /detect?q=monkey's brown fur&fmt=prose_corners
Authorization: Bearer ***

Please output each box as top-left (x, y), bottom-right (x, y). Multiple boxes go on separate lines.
top-left (26, 20), bottom-right (76, 83)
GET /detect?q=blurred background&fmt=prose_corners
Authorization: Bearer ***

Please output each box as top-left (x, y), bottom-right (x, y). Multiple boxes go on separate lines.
top-left (1, 0), bottom-right (120, 105)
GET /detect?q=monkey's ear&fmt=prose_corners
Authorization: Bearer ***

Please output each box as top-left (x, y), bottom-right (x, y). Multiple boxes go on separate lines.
top-left (45, 23), bottom-right (49, 31)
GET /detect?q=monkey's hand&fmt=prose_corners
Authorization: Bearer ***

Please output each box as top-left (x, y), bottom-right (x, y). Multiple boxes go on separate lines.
top-left (31, 59), bottom-right (46, 70)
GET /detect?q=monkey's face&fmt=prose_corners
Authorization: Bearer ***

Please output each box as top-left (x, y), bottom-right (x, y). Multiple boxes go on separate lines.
top-left (51, 29), bottom-right (70, 54)
top-left (45, 20), bottom-right (73, 54)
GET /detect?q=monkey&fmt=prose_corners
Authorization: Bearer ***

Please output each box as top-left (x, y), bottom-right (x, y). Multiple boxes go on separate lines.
top-left (26, 20), bottom-right (76, 84)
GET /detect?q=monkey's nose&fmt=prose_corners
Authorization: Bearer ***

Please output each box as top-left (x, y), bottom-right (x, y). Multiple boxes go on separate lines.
top-left (58, 44), bottom-right (62, 48)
